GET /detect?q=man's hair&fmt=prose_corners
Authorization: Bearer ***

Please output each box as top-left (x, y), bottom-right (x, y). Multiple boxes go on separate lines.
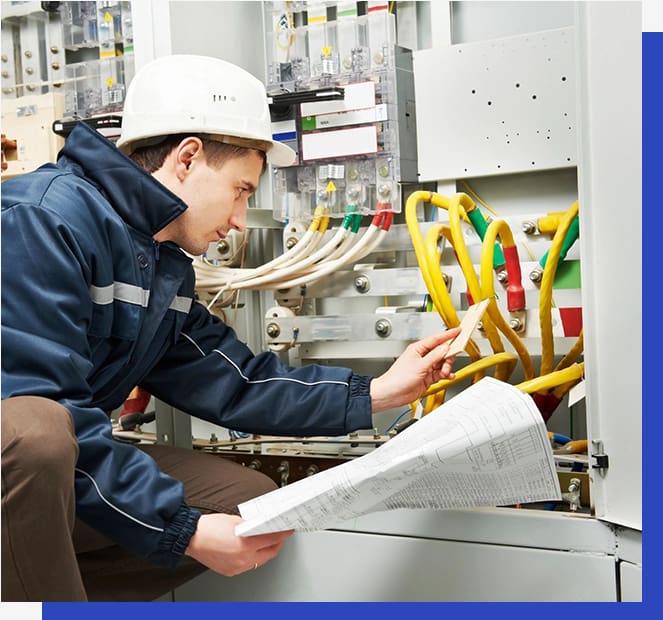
top-left (128, 133), bottom-right (267, 173)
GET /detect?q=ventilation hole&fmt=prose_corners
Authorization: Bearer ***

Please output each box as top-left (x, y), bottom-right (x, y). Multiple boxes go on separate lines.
top-left (532, 95), bottom-right (537, 100)
top-left (471, 89), bottom-right (476, 94)
top-left (487, 101), bottom-right (492, 105)
top-left (531, 161), bottom-right (536, 165)
top-left (561, 76), bottom-right (567, 81)
top-left (515, 83), bottom-right (521, 88)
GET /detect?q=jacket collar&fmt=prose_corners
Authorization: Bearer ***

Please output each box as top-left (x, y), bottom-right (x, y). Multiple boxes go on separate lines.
top-left (58, 121), bottom-right (187, 236)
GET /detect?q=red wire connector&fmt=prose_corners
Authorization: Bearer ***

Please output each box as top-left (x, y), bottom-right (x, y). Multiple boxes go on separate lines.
top-left (503, 245), bottom-right (526, 311)
top-left (372, 202), bottom-right (394, 231)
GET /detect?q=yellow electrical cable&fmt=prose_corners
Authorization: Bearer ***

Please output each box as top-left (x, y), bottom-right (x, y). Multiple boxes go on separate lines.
top-left (516, 362), bottom-right (584, 394)
top-left (555, 329), bottom-right (584, 372)
top-left (552, 376), bottom-right (583, 400)
top-left (459, 179), bottom-right (499, 218)
top-left (460, 179), bottom-right (538, 262)
top-left (539, 201), bottom-right (579, 376)
top-left (423, 352), bottom-right (519, 397)
top-left (423, 223), bottom-right (484, 364)
top-left (445, 193), bottom-right (505, 356)
top-left (405, 192), bottom-right (484, 377)
top-left (480, 218), bottom-right (536, 380)
top-left (422, 389), bottom-right (447, 415)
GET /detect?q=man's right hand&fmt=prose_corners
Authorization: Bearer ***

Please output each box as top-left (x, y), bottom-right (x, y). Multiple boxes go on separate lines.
top-left (184, 513), bottom-right (294, 576)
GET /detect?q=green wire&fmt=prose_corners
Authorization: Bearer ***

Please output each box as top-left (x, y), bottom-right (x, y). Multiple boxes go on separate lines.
top-left (539, 215), bottom-right (580, 269)
top-left (467, 209), bottom-right (505, 269)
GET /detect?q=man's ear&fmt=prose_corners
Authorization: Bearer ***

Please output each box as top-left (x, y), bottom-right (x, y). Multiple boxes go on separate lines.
top-left (175, 136), bottom-right (204, 180)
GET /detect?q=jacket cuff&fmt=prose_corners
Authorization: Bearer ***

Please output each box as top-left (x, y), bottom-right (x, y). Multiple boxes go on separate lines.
top-left (151, 503), bottom-right (202, 569)
top-left (347, 374), bottom-right (373, 432)
top-left (350, 373), bottom-right (371, 398)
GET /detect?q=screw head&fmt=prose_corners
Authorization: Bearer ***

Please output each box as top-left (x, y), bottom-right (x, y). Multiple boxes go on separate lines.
top-left (266, 322), bottom-right (281, 338)
top-left (354, 275), bottom-right (369, 293)
top-left (522, 220), bottom-right (537, 234)
top-left (375, 319), bottom-right (392, 337)
top-left (509, 318), bottom-right (522, 330)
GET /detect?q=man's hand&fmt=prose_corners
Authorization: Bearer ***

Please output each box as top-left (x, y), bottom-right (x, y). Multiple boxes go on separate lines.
top-left (369, 328), bottom-right (462, 412)
top-left (185, 513), bottom-right (294, 576)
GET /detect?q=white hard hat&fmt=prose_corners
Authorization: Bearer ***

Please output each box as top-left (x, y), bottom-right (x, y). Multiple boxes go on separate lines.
top-left (116, 54), bottom-right (295, 167)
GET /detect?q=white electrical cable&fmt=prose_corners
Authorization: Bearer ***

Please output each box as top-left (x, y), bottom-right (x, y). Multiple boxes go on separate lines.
top-left (255, 224), bottom-right (387, 290)
top-left (227, 224), bottom-right (354, 290)
top-left (191, 226), bottom-right (324, 292)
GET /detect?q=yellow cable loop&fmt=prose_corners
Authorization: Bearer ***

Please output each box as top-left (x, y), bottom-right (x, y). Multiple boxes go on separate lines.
top-left (480, 218), bottom-right (536, 380)
top-left (516, 362), bottom-right (584, 395)
top-left (421, 223), bottom-right (456, 325)
top-left (552, 376), bottom-right (583, 400)
top-left (539, 201), bottom-right (580, 376)
top-left (405, 192), bottom-right (484, 381)
top-left (460, 179), bottom-right (538, 262)
top-left (554, 328), bottom-right (584, 372)
top-left (445, 193), bottom-right (505, 355)
top-left (423, 352), bottom-right (518, 397)
top-left (422, 389), bottom-right (448, 415)
top-left (423, 224), bottom-right (484, 363)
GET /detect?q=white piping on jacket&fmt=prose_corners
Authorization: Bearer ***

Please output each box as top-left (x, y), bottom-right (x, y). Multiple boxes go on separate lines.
top-left (75, 467), bottom-right (165, 532)
top-left (181, 332), bottom-right (349, 387)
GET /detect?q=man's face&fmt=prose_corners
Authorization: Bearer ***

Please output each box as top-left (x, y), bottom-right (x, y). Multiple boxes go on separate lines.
top-left (154, 144), bottom-right (263, 256)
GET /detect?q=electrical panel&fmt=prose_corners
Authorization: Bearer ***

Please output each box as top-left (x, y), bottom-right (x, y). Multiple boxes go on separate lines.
top-left (1, 1), bottom-right (134, 177)
top-left (12, 0), bottom-right (634, 602)
top-left (265, 0), bottom-right (417, 223)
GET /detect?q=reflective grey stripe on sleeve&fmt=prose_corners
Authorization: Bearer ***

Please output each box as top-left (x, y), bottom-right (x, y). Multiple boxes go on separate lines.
top-left (90, 283), bottom-right (192, 314)
top-left (169, 295), bottom-right (193, 314)
top-left (89, 282), bottom-right (150, 307)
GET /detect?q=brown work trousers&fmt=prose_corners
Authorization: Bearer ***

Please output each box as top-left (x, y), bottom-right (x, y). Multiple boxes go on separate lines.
top-left (1, 396), bottom-right (278, 602)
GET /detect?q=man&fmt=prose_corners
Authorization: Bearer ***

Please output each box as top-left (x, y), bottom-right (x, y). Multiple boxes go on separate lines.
top-left (1, 55), bottom-right (460, 602)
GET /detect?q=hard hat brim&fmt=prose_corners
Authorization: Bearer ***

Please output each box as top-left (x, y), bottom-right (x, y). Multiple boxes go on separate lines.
top-left (266, 139), bottom-right (297, 167)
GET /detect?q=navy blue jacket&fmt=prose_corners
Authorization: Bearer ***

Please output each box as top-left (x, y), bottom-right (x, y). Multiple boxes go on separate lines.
top-left (1, 122), bottom-right (373, 568)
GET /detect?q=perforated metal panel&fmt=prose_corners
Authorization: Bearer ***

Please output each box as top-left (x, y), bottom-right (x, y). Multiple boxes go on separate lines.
top-left (414, 27), bottom-right (577, 180)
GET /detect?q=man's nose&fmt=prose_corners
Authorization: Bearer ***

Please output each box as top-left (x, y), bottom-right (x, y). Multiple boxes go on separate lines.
top-left (229, 206), bottom-right (247, 232)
